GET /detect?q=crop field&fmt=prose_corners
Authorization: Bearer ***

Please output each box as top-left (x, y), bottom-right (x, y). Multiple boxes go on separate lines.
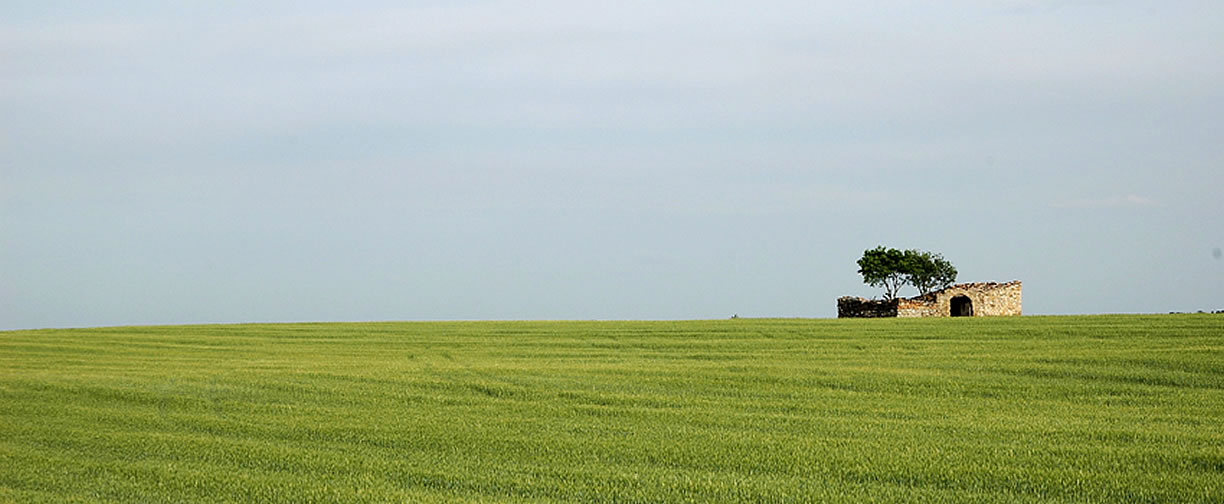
top-left (1, 315), bottom-right (1222, 503)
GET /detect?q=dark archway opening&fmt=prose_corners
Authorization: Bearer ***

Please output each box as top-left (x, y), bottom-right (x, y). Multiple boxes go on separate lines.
top-left (950, 296), bottom-right (973, 317)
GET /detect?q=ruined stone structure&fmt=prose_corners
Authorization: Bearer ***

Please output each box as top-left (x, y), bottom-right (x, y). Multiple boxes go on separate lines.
top-left (838, 281), bottom-right (1021, 318)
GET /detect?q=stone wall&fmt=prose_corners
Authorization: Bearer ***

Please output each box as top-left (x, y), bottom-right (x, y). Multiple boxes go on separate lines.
top-left (897, 295), bottom-right (940, 317)
top-left (935, 281), bottom-right (1022, 317)
top-left (840, 281), bottom-right (1021, 318)
top-left (836, 297), bottom-right (897, 318)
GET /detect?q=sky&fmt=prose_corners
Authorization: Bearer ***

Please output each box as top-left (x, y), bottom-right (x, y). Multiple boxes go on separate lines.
top-left (2, 1), bottom-right (1222, 329)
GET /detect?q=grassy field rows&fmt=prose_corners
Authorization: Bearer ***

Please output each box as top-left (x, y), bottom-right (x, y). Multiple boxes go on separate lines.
top-left (1, 315), bottom-right (1222, 502)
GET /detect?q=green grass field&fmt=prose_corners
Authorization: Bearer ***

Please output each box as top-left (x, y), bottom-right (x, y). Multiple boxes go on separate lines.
top-left (2, 315), bottom-right (1222, 503)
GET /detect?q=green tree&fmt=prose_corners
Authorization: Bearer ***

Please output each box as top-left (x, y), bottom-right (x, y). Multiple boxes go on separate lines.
top-left (857, 246), bottom-right (958, 299)
top-left (904, 250), bottom-right (957, 296)
top-left (856, 246), bottom-right (908, 300)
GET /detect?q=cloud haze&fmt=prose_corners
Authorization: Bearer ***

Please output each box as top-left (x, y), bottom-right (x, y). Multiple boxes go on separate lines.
top-left (3, 1), bottom-right (1222, 328)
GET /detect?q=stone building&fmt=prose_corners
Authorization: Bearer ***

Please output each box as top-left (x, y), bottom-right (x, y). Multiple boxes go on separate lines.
top-left (838, 281), bottom-right (1021, 318)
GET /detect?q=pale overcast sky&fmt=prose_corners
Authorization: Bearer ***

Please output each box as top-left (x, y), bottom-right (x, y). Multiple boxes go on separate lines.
top-left (3, 1), bottom-right (1222, 329)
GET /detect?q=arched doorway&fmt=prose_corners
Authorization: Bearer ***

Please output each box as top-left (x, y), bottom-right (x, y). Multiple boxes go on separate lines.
top-left (950, 295), bottom-right (973, 317)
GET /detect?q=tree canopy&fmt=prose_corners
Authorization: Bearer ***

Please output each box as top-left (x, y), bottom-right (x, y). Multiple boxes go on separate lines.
top-left (856, 246), bottom-right (957, 300)
top-left (856, 246), bottom-right (908, 300)
top-left (904, 250), bottom-right (957, 296)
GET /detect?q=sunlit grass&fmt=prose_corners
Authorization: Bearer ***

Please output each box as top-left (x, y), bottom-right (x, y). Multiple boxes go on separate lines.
top-left (2, 315), bottom-right (1221, 502)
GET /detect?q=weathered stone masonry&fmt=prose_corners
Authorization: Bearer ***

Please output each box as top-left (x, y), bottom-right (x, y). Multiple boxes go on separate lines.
top-left (837, 296), bottom-right (899, 318)
top-left (838, 281), bottom-right (1021, 318)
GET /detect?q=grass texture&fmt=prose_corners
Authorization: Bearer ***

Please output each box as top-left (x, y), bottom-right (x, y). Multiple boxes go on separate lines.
top-left (1, 315), bottom-right (1221, 503)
